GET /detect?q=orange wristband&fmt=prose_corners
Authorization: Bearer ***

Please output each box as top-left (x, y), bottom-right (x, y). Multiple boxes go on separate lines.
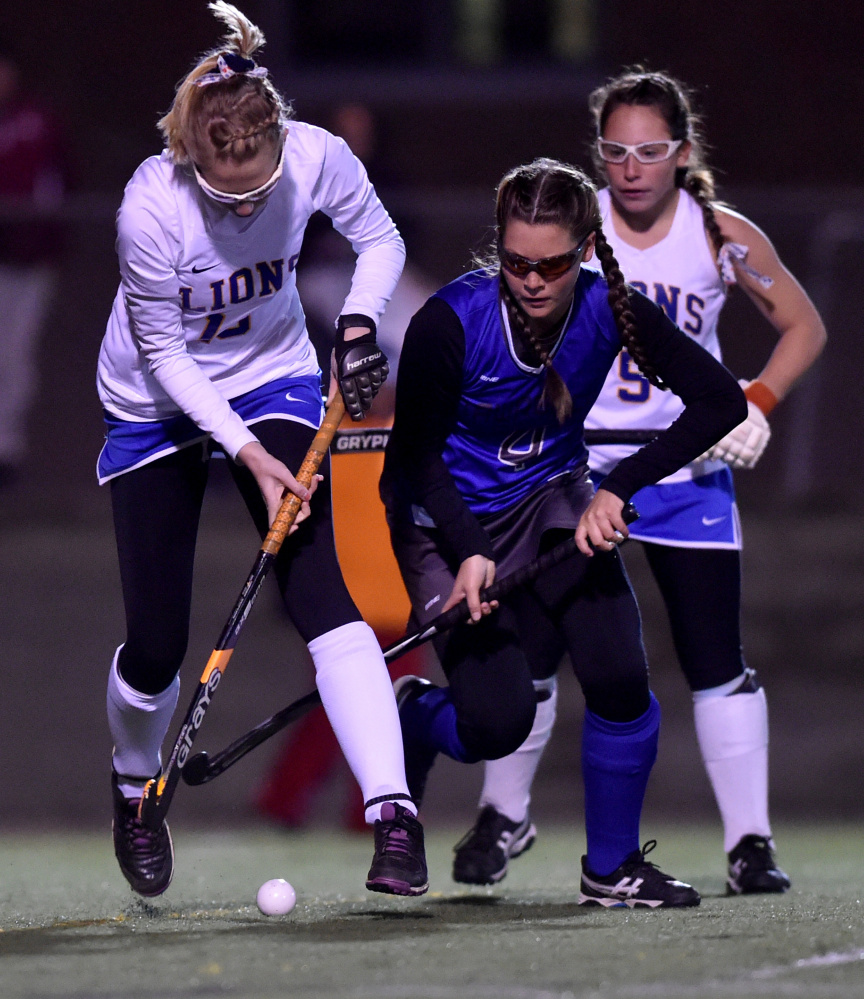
top-left (743, 380), bottom-right (778, 417)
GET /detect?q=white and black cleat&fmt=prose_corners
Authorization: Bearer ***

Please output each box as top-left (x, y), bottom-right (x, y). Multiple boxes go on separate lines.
top-left (453, 805), bottom-right (537, 885)
top-left (727, 834), bottom-right (791, 895)
top-left (579, 840), bottom-right (700, 909)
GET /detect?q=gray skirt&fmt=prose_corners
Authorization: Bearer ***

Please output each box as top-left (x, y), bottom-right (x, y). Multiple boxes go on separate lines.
top-left (388, 466), bottom-right (595, 627)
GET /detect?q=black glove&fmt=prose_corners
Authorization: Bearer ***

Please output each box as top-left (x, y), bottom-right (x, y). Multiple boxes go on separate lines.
top-left (334, 314), bottom-right (389, 421)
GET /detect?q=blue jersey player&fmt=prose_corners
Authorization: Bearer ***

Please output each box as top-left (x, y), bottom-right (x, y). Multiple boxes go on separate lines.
top-left (459, 71), bottom-right (825, 897)
top-left (381, 157), bottom-right (746, 908)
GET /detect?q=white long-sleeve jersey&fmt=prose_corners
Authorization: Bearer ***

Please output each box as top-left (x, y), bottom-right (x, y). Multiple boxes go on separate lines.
top-left (585, 187), bottom-right (728, 483)
top-left (97, 121), bottom-right (405, 459)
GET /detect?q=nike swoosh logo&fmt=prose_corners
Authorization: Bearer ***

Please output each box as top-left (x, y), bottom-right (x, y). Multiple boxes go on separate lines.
top-left (702, 515), bottom-right (727, 526)
top-left (285, 392), bottom-right (300, 402)
top-left (191, 264), bottom-right (218, 274)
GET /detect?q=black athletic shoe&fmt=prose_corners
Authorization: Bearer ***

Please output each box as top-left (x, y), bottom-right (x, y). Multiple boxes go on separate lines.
top-left (111, 772), bottom-right (174, 897)
top-left (366, 801), bottom-right (429, 896)
top-left (579, 840), bottom-right (701, 909)
top-left (452, 805), bottom-right (537, 885)
top-left (393, 675), bottom-right (439, 808)
top-left (727, 834), bottom-right (791, 895)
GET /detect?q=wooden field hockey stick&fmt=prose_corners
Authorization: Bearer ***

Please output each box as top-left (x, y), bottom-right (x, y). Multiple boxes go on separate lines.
top-left (181, 501), bottom-right (639, 786)
top-left (138, 395), bottom-right (346, 831)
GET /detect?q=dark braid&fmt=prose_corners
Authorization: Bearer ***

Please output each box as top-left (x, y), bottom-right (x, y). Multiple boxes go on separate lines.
top-left (594, 227), bottom-right (666, 389)
top-left (499, 281), bottom-right (573, 421)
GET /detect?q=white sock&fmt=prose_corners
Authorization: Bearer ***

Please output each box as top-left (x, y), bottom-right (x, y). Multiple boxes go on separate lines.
top-left (106, 645), bottom-right (180, 799)
top-left (693, 679), bottom-right (771, 853)
top-left (308, 621), bottom-right (414, 823)
top-left (478, 677), bottom-right (558, 824)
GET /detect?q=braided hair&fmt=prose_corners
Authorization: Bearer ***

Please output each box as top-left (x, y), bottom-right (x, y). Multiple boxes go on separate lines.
top-left (158, 2), bottom-right (293, 167)
top-left (496, 158), bottom-right (665, 421)
top-left (588, 67), bottom-right (727, 256)
top-left (594, 227), bottom-right (664, 388)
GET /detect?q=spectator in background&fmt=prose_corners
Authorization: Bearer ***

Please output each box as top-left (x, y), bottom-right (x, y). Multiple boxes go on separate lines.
top-left (0, 40), bottom-right (70, 486)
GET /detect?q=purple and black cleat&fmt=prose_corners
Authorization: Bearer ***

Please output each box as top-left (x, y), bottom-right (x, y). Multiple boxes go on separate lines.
top-left (366, 801), bottom-right (429, 896)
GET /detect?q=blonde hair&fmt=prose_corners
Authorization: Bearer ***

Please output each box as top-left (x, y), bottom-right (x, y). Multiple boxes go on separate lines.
top-left (158, 2), bottom-right (293, 167)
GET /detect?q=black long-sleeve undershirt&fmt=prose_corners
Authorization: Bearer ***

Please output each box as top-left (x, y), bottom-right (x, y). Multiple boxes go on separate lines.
top-left (381, 287), bottom-right (746, 565)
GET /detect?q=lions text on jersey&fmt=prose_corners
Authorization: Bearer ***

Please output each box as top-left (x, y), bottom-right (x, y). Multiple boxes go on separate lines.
top-left (97, 122), bottom-right (404, 464)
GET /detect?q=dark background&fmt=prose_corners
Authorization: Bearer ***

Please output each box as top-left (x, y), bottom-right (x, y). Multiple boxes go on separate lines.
top-left (0, 1), bottom-right (862, 832)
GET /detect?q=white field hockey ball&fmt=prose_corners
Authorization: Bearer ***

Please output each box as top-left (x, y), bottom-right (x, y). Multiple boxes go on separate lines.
top-left (256, 878), bottom-right (297, 916)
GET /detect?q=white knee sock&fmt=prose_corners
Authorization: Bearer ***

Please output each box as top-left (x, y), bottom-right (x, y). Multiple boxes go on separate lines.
top-left (478, 676), bottom-right (558, 824)
top-left (308, 621), bottom-right (414, 823)
top-left (106, 645), bottom-right (180, 799)
top-left (693, 677), bottom-right (771, 853)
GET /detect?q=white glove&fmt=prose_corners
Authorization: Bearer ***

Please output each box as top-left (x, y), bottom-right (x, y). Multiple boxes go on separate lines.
top-left (700, 392), bottom-right (771, 469)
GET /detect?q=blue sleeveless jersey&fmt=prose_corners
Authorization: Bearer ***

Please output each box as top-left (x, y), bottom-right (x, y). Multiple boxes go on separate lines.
top-left (435, 269), bottom-right (621, 516)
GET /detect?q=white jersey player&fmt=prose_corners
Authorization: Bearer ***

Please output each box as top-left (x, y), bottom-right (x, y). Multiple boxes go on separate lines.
top-left (100, 2), bottom-right (427, 901)
top-left (455, 69), bottom-right (825, 896)
top-left (587, 186), bottom-right (729, 489)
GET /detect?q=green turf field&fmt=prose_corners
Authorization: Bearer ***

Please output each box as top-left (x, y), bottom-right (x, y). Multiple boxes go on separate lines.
top-left (0, 824), bottom-right (862, 999)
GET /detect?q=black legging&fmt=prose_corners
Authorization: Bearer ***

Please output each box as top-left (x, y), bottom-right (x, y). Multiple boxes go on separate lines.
top-left (512, 531), bottom-right (650, 722)
top-left (523, 541), bottom-right (746, 693)
top-left (641, 541), bottom-right (746, 692)
top-left (427, 531), bottom-right (651, 761)
top-left (110, 419), bottom-right (361, 695)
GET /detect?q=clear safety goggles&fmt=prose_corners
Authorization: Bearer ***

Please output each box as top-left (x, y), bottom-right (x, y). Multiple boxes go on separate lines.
top-left (192, 140), bottom-right (286, 206)
top-left (596, 138), bottom-right (683, 165)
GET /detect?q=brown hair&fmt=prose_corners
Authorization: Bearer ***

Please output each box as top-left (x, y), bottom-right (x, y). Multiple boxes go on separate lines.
top-left (157, 2), bottom-right (293, 168)
top-left (588, 67), bottom-right (727, 255)
top-left (495, 157), bottom-right (665, 421)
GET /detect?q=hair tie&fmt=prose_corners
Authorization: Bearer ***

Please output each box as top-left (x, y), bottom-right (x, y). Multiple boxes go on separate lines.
top-left (196, 52), bottom-right (269, 88)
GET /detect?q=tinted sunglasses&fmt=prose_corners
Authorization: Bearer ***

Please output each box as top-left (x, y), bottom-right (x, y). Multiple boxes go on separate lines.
top-left (498, 235), bottom-right (590, 281)
top-left (192, 139), bottom-right (286, 206)
top-left (596, 138), bottom-right (683, 165)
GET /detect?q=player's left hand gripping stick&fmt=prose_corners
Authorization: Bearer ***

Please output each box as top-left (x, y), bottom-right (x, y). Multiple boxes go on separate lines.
top-left (138, 396), bottom-right (346, 831)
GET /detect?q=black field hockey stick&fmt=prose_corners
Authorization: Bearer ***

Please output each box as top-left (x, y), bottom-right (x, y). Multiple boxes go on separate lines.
top-left (138, 395), bottom-right (347, 831)
top-left (583, 429), bottom-right (660, 446)
top-left (181, 501), bottom-right (639, 787)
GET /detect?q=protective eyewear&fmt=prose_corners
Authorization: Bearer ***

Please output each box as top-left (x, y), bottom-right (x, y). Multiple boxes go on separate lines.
top-left (498, 236), bottom-right (590, 281)
top-left (596, 138), bottom-right (683, 165)
top-left (192, 140), bottom-right (286, 205)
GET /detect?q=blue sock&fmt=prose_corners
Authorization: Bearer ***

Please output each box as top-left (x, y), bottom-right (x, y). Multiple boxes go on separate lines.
top-left (582, 693), bottom-right (660, 876)
top-left (399, 686), bottom-right (476, 763)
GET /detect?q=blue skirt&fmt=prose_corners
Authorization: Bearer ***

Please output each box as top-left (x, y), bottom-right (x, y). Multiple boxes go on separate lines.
top-left (97, 374), bottom-right (324, 484)
top-left (592, 467), bottom-right (741, 550)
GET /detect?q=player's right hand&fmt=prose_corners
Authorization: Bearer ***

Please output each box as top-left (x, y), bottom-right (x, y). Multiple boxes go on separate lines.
top-left (443, 555), bottom-right (498, 623)
top-left (236, 441), bottom-right (316, 528)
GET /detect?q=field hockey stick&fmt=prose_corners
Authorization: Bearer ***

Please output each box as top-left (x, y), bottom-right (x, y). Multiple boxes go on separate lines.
top-left (181, 501), bottom-right (639, 786)
top-left (583, 429), bottom-right (660, 446)
top-left (138, 395), bottom-right (346, 831)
